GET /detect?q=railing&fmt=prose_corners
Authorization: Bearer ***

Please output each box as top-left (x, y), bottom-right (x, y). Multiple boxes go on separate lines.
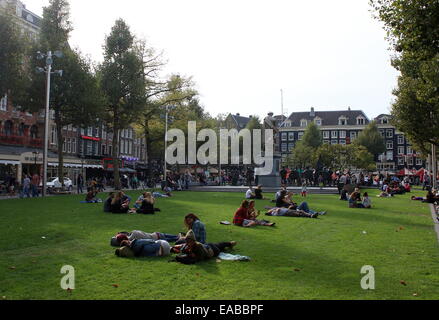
top-left (0, 134), bottom-right (43, 148)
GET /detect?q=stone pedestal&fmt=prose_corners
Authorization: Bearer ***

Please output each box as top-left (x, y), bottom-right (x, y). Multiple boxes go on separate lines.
top-left (256, 153), bottom-right (281, 188)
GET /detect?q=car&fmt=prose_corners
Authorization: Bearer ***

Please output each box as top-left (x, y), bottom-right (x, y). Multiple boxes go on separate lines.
top-left (46, 177), bottom-right (73, 191)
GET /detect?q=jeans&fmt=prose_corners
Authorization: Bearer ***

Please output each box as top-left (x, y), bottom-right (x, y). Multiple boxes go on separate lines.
top-left (22, 186), bottom-right (31, 198)
top-left (31, 184), bottom-right (39, 197)
top-left (157, 233), bottom-right (179, 242)
top-left (77, 184), bottom-right (83, 194)
top-left (297, 202), bottom-right (317, 214)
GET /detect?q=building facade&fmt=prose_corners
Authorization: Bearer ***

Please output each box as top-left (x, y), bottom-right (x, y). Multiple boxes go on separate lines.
top-left (279, 108), bottom-right (425, 172)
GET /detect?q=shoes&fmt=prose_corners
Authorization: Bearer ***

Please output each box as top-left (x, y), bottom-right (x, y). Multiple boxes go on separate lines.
top-left (311, 213), bottom-right (319, 219)
top-left (319, 211), bottom-right (327, 215)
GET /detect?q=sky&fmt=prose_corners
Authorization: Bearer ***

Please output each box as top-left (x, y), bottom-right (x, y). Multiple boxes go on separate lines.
top-left (24, 0), bottom-right (399, 120)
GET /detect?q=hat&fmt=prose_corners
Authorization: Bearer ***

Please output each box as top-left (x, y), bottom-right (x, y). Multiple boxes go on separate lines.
top-left (185, 230), bottom-right (196, 241)
top-left (116, 234), bottom-right (129, 243)
top-left (116, 246), bottom-right (135, 258)
top-left (156, 240), bottom-right (171, 256)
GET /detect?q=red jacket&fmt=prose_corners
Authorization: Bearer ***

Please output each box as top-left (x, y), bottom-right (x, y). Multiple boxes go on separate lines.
top-left (233, 207), bottom-right (249, 226)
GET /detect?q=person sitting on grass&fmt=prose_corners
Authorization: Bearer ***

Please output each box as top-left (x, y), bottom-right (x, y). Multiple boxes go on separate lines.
top-left (171, 230), bottom-right (237, 265)
top-left (115, 239), bottom-right (171, 258)
top-left (273, 186), bottom-right (288, 203)
top-left (233, 200), bottom-right (257, 227)
top-left (245, 186), bottom-right (256, 199)
top-left (362, 192), bottom-right (372, 209)
top-left (110, 191), bottom-right (130, 214)
top-left (265, 206), bottom-right (318, 218)
top-left (103, 192), bottom-right (114, 212)
top-left (424, 189), bottom-right (439, 204)
top-left (245, 201), bottom-right (275, 227)
top-left (275, 190), bottom-right (293, 208)
top-left (176, 213), bottom-right (207, 244)
top-left (85, 187), bottom-right (99, 203)
top-left (113, 231), bottom-right (181, 246)
top-left (254, 185), bottom-right (268, 200)
top-left (340, 189), bottom-right (348, 201)
top-left (348, 191), bottom-right (364, 208)
top-left (136, 192), bottom-right (161, 215)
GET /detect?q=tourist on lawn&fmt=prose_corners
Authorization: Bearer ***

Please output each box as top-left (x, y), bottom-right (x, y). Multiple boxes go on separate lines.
top-left (233, 200), bottom-right (257, 227)
top-left (116, 239), bottom-right (171, 258)
top-left (301, 182), bottom-right (308, 197)
top-left (31, 173), bottom-right (40, 197)
top-left (265, 206), bottom-right (318, 218)
top-left (110, 191), bottom-right (130, 214)
top-left (85, 187), bottom-right (99, 203)
top-left (176, 213), bottom-right (207, 244)
top-left (254, 185), bottom-right (268, 200)
top-left (171, 230), bottom-right (237, 265)
top-left (113, 231), bottom-right (180, 246)
top-left (340, 189), bottom-right (348, 201)
top-left (245, 186), bottom-right (256, 199)
top-left (275, 190), bottom-right (292, 208)
top-left (136, 192), bottom-right (161, 214)
top-left (362, 192), bottom-right (372, 209)
top-left (246, 201), bottom-right (275, 227)
top-left (424, 189), bottom-right (439, 204)
top-left (104, 192), bottom-right (114, 212)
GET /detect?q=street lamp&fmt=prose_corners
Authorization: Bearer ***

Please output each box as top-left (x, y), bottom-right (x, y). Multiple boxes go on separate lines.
top-left (36, 50), bottom-right (63, 197)
top-left (164, 105), bottom-right (170, 183)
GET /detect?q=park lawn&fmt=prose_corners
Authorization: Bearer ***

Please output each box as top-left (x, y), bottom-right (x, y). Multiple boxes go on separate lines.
top-left (0, 188), bottom-right (438, 300)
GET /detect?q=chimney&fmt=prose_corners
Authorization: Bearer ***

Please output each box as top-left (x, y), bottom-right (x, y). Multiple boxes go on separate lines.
top-left (310, 107), bottom-right (315, 117)
top-left (348, 106), bottom-right (351, 111)
top-left (236, 113), bottom-right (240, 116)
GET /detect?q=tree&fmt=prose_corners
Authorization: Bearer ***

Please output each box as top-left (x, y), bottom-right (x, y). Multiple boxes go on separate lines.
top-left (301, 122), bottom-right (323, 149)
top-left (285, 141), bottom-right (316, 169)
top-left (316, 144), bottom-right (375, 172)
top-left (370, 0), bottom-right (439, 147)
top-left (354, 121), bottom-right (385, 157)
top-left (26, 0), bottom-right (103, 186)
top-left (0, 6), bottom-right (30, 99)
top-left (100, 19), bottom-right (147, 189)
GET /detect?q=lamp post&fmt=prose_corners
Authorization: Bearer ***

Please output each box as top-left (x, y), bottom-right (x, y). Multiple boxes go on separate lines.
top-left (36, 50), bottom-right (63, 197)
top-left (164, 105), bottom-right (169, 182)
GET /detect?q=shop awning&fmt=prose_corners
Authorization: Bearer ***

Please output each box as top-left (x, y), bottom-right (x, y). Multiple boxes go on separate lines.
top-left (0, 160), bottom-right (20, 165)
top-left (48, 163), bottom-right (102, 169)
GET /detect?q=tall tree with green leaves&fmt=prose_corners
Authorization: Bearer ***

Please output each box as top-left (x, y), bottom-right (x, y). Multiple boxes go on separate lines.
top-left (301, 122), bottom-right (323, 149)
top-left (0, 6), bottom-right (30, 100)
top-left (370, 0), bottom-right (439, 148)
top-left (26, 0), bottom-right (104, 186)
top-left (100, 19), bottom-right (146, 190)
top-left (354, 121), bottom-right (385, 158)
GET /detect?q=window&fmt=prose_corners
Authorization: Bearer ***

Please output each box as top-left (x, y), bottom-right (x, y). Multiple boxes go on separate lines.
top-left (407, 146), bottom-right (413, 155)
top-left (102, 145), bottom-right (107, 156)
top-left (386, 130), bottom-right (393, 138)
top-left (339, 117), bottom-right (347, 126)
top-left (339, 131), bottom-right (346, 139)
top-left (121, 140), bottom-right (125, 154)
top-left (51, 126), bottom-right (57, 145)
top-left (339, 140), bottom-right (346, 145)
top-left (416, 158), bottom-right (423, 166)
top-left (331, 131), bottom-right (338, 138)
top-left (128, 141), bottom-right (132, 155)
top-left (18, 123), bottom-right (25, 136)
top-left (281, 144), bottom-right (287, 152)
top-left (288, 132), bottom-right (294, 141)
top-left (108, 145), bottom-right (113, 156)
top-left (300, 120), bottom-right (308, 127)
top-left (67, 138), bottom-right (71, 153)
top-left (331, 140), bottom-right (338, 145)
top-left (67, 124), bottom-right (73, 131)
top-left (381, 117), bottom-right (389, 124)
top-left (398, 136), bottom-right (405, 144)
top-left (407, 157), bottom-right (413, 166)
top-left (315, 119), bottom-right (322, 126)
top-left (350, 132), bottom-right (357, 140)
top-left (284, 121), bottom-right (292, 128)
top-left (398, 157), bottom-right (405, 165)
top-left (288, 143), bottom-right (294, 152)
top-left (398, 146), bottom-right (405, 155)
top-left (62, 139), bottom-right (67, 153)
top-left (323, 131), bottom-right (329, 139)
top-left (281, 133), bottom-right (287, 141)
top-left (387, 141), bottom-right (393, 150)
top-left (323, 140), bottom-right (330, 145)
top-left (80, 128), bottom-right (85, 135)
top-left (298, 132), bottom-right (304, 140)
top-left (102, 127), bottom-right (107, 140)
top-left (87, 141), bottom-right (93, 155)
top-left (94, 141), bottom-right (99, 156)
top-left (72, 139), bottom-right (76, 153)
top-left (380, 130), bottom-right (385, 137)
top-left (357, 117), bottom-right (365, 125)
top-left (87, 127), bottom-right (93, 136)
top-left (0, 95), bottom-right (7, 111)
top-left (4, 120), bottom-right (13, 136)
top-left (386, 151), bottom-right (393, 161)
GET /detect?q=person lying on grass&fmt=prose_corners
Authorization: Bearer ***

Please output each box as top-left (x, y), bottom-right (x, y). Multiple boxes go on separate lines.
top-left (115, 239), bottom-right (171, 258)
top-left (136, 192), bottom-right (161, 215)
top-left (265, 206), bottom-right (319, 218)
top-left (233, 200), bottom-right (275, 227)
top-left (112, 231), bottom-right (182, 247)
top-left (176, 213), bottom-right (207, 244)
top-left (171, 230), bottom-right (237, 265)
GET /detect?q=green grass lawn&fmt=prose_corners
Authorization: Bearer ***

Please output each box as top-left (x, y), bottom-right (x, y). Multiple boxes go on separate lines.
top-left (0, 188), bottom-right (438, 300)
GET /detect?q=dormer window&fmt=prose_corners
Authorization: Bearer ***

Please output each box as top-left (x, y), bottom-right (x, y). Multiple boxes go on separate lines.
top-left (284, 120), bottom-right (292, 128)
top-left (300, 119), bottom-right (308, 127)
top-left (381, 117), bottom-right (388, 124)
top-left (357, 117), bottom-right (365, 125)
top-left (338, 116), bottom-right (347, 126)
top-left (314, 117), bottom-right (322, 126)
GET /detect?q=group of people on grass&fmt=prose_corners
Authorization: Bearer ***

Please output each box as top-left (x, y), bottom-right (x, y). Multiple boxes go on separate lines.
top-left (339, 188), bottom-right (372, 209)
top-left (102, 191), bottom-right (163, 214)
top-left (112, 213), bottom-right (237, 265)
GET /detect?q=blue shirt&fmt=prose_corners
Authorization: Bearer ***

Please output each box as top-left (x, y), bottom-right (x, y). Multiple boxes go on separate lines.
top-left (131, 239), bottom-right (161, 257)
top-left (192, 220), bottom-right (206, 244)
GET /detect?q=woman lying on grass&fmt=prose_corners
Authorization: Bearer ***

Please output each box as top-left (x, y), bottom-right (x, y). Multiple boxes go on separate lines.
top-left (265, 206), bottom-right (319, 218)
top-left (112, 231), bottom-right (182, 247)
top-left (115, 239), bottom-right (172, 258)
top-left (171, 230), bottom-right (237, 265)
top-left (233, 200), bottom-right (275, 227)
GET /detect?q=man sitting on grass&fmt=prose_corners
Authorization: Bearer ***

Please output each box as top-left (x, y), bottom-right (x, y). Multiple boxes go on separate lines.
top-left (171, 230), bottom-right (237, 265)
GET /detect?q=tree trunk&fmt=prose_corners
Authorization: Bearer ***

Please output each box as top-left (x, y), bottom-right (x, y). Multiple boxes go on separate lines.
top-left (145, 123), bottom-right (153, 182)
top-left (113, 123), bottom-right (121, 190)
top-left (55, 110), bottom-right (65, 188)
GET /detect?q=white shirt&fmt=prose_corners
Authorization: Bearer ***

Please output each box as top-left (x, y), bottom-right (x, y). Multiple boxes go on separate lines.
top-left (246, 189), bottom-right (253, 199)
